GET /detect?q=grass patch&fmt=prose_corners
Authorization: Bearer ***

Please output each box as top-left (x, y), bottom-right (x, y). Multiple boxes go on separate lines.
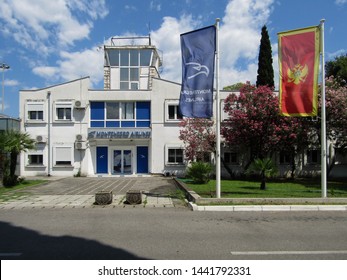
top-left (0, 180), bottom-right (47, 202)
top-left (182, 179), bottom-right (347, 198)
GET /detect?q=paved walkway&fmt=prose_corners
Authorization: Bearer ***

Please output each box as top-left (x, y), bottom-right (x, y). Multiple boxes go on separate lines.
top-left (0, 176), bottom-right (185, 209)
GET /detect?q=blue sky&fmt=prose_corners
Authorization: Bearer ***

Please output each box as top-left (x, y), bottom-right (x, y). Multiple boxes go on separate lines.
top-left (1, 0), bottom-right (346, 118)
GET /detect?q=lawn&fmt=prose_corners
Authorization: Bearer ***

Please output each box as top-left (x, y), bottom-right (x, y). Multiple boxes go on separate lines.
top-left (183, 179), bottom-right (347, 198)
top-left (0, 180), bottom-right (47, 202)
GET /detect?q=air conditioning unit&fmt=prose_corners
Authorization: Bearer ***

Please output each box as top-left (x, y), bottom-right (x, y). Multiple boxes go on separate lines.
top-left (76, 134), bottom-right (83, 141)
top-left (74, 100), bottom-right (86, 109)
top-left (36, 135), bottom-right (46, 143)
top-left (75, 142), bottom-right (87, 150)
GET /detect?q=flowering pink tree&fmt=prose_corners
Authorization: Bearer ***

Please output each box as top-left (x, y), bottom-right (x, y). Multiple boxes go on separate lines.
top-left (222, 82), bottom-right (310, 171)
top-left (179, 118), bottom-right (216, 162)
top-left (309, 77), bottom-right (347, 175)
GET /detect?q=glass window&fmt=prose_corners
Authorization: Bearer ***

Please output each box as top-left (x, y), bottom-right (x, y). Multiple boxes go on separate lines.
top-left (130, 68), bottom-right (139, 81)
top-left (106, 102), bottom-right (119, 119)
top-left (130, 50), bottom-right (139, 66)
top-left (55, 147), bottom-right (72, 166)
top-left (28, 111), bottom-right (44, 120)
top-left (307, 150), bottom-right (320, 164)
top-left (120, 68), bottom-right (129, 81)
top-left (224, 152), bottom-right (238, 164)
top-left (168, 149), bottom-right (184, 164)
top-left (28, 154), bottom-right (43, 165)
top-left (140, 49), bottom-right (152, 66)
top-left (168, 105), bottom-right (182, 120)
top-left (122, 102), bottom-right (134, 119)
top-left (120, 50), bottom-right (129, 66)
top-left (108, 49), bottom-right (119, 66)
top-left (56, 108), bottom-right (71, 120)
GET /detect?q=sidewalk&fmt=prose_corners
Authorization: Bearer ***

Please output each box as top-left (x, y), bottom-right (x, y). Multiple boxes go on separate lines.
top-left (0, 176), bottom-right (184, 209)
top-left (0, 193), bottom-right (175, 209)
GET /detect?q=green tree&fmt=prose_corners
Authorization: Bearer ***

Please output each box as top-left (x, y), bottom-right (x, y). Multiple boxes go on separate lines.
top-left (256, 25), bottom-right (274, 88)
top-left (223, 82), bottom-right (246, 91)
top-left (325, 54), bottom-right (347, 86)
top-left (246, 158), bottom-right (278, 190)
top-left (0, 130), bottom-right (35, 186)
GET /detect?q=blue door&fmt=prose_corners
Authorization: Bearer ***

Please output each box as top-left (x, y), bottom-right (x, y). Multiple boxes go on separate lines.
top-left (96, 147), bottom-right (108, 174)
top-left (137, 146), bottom-right (148, 173)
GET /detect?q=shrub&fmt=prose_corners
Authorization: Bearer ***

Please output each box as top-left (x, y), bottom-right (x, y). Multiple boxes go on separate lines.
top-left (186, 161), bottom-right (212, 184)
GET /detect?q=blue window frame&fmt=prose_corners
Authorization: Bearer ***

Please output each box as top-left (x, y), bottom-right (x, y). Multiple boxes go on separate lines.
top-left (90, 101), bottom-right (150, 128)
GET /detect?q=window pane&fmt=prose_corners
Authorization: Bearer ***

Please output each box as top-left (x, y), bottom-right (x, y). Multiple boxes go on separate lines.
top-left (140, 49), bottom-right (152, 66)
top-left (57, 108), bottom-right (64, 119)
top-left (131, 83), bottom-right (138, 90)
top-left (120, 68), bottom-right (129, 81)
top-left (108, 49), bottom-right (119, 66)
top-left (38, 111), bottom-right (43, 120)
top-left (168, 149), bottom-right (175, 163)
top-left (176, 149), bottom-right (183, 163)
top-left (130, 68), bottom-right (139, 81)
top-left (120, 82), bottom-right (129, 90)
top-left (130, 50), bottom-right (138, 66)
top-left (106, 102), bottom-right (119, 119)
top-left (65, 108), bottom-right (71, 120)
top-left (120, 50), bottom-right (129, 66)
top-left (168, 106), bottom-right (175, 119)
top-left (29, 111), bottom-right (36, 119)
top-left (122, 102), bottom-right (134, 119)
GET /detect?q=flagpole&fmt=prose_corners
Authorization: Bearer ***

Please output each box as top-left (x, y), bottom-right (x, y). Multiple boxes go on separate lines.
top-left (320, 19), bottom-right (327, 198)
top-left (215, 18), bottom-right (221, 198)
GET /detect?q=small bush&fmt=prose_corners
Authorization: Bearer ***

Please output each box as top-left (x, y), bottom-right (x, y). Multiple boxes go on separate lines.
top-left (186, 161), bottom-right (212, 184)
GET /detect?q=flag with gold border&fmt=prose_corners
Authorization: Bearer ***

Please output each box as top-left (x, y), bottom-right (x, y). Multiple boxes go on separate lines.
top-left (278, 26), bottom-right (320, 116)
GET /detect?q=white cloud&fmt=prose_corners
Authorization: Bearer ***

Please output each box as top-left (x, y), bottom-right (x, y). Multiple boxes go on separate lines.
top-left (33, 48), bottom-right (104, 87)
top-left (125, 5), bottom-right (137, 11)
top-left (0, 0), bottom-right (108, 54)
top-left (4, 79), bottom-right (19, 87)
top-left (151, 15), bottom-right (201, 82)
top-left (219, 0), bottom-right (275, 87)
top-left (150, 1), bottom-right (161, 11)
top-left (335, 0), bottom-right (347, 5)
top-left (151, 0), bottom-right (275, 88)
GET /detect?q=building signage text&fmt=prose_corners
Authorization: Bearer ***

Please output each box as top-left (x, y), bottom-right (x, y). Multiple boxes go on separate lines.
top-left (88, 130), bottom-right (151, 139)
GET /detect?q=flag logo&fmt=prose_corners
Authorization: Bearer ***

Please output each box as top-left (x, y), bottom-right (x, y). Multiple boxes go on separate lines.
top-left (179, 25), bottom-right (216, 118)
top-left (186, 62), bottom-right (210, 79)
top-left (287, 64), bottom-right (308, 85)
top-left (278, 26), bottom-right (320, 117)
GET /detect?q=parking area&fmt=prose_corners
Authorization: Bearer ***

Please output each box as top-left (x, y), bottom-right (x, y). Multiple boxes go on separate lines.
top-left (0, 176), bottom-right (186, 209)
top-left (20, 176), bottom-right (179, 196)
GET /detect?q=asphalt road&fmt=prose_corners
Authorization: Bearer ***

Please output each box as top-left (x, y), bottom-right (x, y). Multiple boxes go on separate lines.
top-left (1, 207), bottom-right (347, 260)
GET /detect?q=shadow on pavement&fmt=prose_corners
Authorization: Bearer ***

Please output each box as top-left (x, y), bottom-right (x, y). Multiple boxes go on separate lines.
top-left (0, 221), bottom-right (146, 260)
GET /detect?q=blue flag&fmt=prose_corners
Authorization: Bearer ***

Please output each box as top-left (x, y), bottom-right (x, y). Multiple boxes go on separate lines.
top-left (179, 25), bottom-right (216, 118)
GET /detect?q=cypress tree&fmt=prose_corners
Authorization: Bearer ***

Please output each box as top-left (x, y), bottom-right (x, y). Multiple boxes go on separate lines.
top-left (256, 25), bottom-right (274, 88)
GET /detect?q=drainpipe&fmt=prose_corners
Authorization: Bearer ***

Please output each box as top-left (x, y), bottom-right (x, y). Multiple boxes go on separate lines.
top-left (47, 91), bottom-right (51, 176)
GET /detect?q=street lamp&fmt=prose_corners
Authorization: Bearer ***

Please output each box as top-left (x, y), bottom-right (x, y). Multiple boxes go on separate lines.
top-left (1, 63), bottom-right (10, 113)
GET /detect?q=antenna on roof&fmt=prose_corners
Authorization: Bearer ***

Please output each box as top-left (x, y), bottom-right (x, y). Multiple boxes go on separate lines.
top-left (147, 22), bottom-right (151, 45)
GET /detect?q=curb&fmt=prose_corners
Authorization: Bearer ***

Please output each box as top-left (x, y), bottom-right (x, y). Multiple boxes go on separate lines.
top-left (188, 202), bottom-right (347, 212)
top-left (173, 178), bottom-right (347, 212)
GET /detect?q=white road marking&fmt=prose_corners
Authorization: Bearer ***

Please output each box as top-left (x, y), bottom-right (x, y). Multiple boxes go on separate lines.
top-left (231, 250), bottom-right (347, 255)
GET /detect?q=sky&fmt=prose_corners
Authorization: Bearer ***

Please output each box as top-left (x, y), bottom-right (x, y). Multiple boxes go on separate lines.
top-left (0, 0), bottom-right (346, 118)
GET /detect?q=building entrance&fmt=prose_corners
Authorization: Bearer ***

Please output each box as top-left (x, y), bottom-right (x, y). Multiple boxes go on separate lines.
top-left (113, 149), bottom-right (132, 174)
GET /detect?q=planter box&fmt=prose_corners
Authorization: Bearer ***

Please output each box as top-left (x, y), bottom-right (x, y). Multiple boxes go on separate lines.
top-left (126, 190), bottom-right (142, 205)
top-left (95, 191), bottom-right (113, 205)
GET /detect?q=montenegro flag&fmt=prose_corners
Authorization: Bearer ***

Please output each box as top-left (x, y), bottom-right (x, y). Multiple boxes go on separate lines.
top-left (278, 26), bottom-right (320, 116)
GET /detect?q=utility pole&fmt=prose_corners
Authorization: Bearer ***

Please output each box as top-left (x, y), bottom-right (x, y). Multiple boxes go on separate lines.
top-left (1, 63), bottom-right (10, 113)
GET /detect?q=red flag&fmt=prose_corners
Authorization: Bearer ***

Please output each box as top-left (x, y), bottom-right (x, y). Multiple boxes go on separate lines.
top-left (278, 26), bottom-right (320, 116)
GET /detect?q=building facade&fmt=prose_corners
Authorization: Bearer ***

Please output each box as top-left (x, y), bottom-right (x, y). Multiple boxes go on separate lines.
top-left (19, 38), bottom-right (194, 177)
top-left (19, 38), bottom-right (347, 178)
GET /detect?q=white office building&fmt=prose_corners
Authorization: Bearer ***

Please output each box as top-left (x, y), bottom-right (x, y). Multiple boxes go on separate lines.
top-left (19, 36), bottom-right (347, 178)
top-left (19, 37), bottom-right (202, 177)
